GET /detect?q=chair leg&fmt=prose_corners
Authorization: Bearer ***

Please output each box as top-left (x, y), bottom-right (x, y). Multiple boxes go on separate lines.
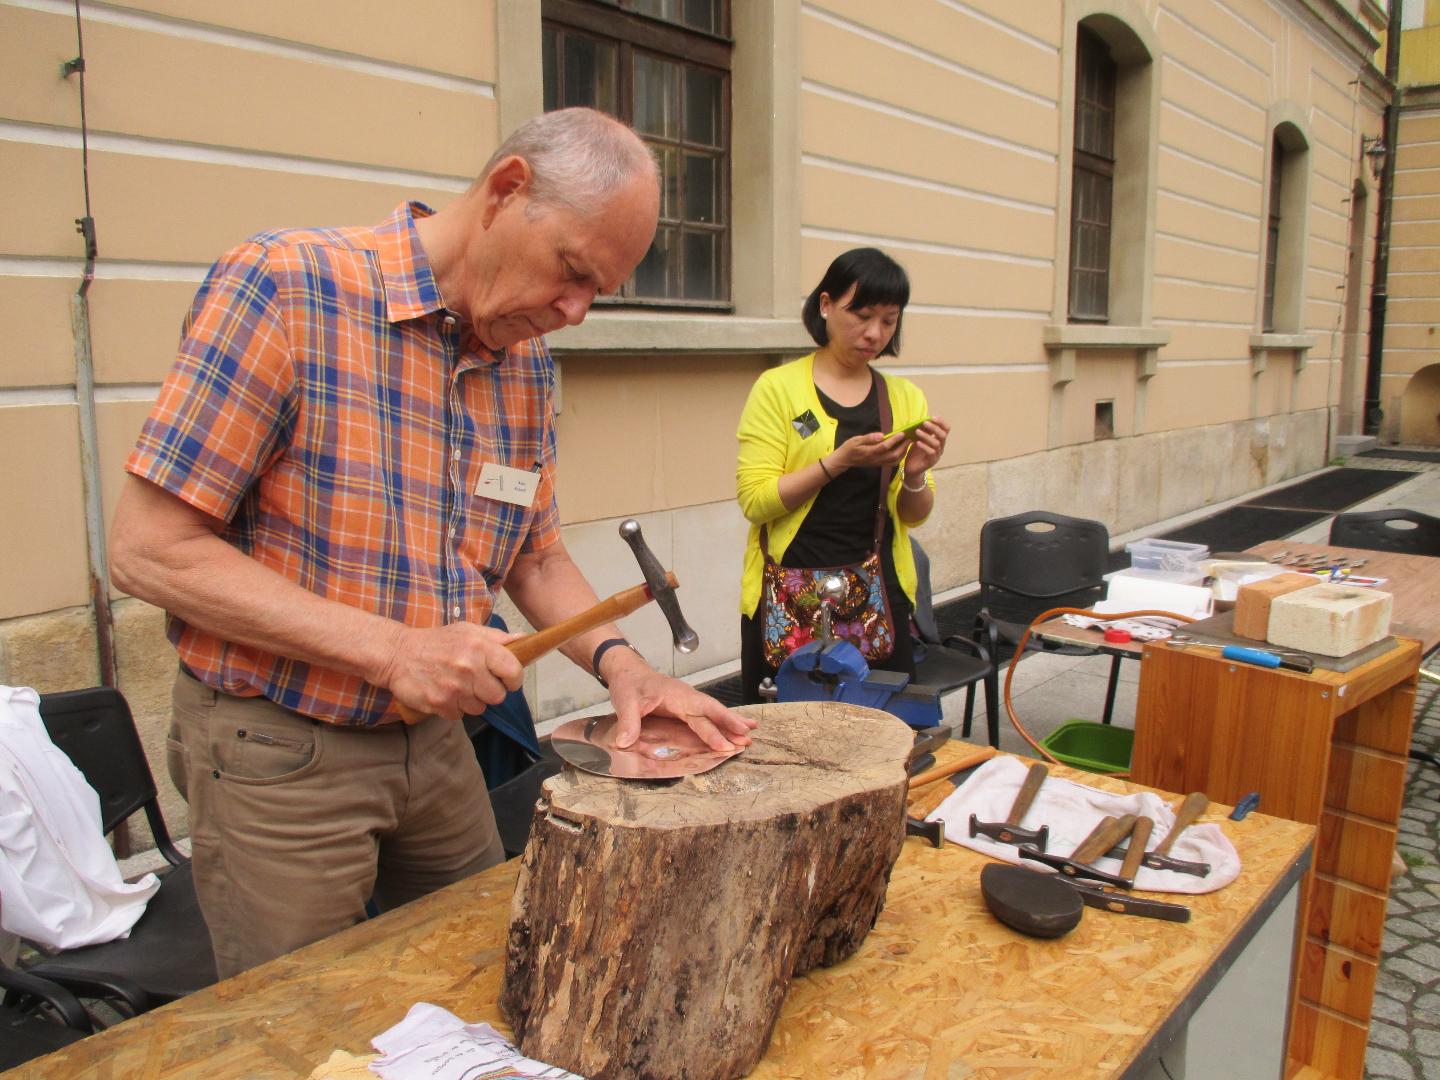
top-left (1102, 656), bottom-right (1122, 725)
top-left (962, 683), bottom-right (976, 739)
top-left (983, 665), bottom-right (1001, 750)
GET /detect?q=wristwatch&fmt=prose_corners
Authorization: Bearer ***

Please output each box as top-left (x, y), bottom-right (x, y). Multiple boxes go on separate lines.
top-left (591, 637), bottom-right (639, 688)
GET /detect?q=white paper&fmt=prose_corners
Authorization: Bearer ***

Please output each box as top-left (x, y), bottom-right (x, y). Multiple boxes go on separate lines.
top-left (368, 1003), bottom-right (584, 1080)
top-left (1094, 573), bottom-right (1212, 620)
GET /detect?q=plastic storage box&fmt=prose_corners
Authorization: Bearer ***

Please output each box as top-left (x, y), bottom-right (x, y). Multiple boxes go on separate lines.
top-left (1040, 720), bottom-right (1134, 773)
top-left (1125, 537), bottom-right (1209, 573)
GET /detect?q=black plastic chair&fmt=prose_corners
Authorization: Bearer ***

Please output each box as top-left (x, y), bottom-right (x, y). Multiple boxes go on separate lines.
top-left (20, 688), bottom-right (217, 1008)
top-left (1328, 509), bottom-right (1440, 774)
top-left (1329, 508), bottom-right (1440, 557)
top-left (970, 510), bottom-right (1126, 739)
top-left (0, 965), bottom-right (92, 1068)
top-left (909, 539), bottom-right (998, 746)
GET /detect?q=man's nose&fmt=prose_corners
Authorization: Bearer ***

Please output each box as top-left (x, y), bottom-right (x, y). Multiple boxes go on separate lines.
top-left (556, 283), bottom-right (598, 326)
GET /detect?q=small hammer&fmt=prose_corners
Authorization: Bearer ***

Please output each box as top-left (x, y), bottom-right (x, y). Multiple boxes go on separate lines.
top-left (1020, 814), bottom-right (1140, 889)
top-left (1104, 791), bottom-right (1212, 877)
top-left (396, 519), bottom-right (696, 723)
top-left (969, 762), bottom-right (1050, 852)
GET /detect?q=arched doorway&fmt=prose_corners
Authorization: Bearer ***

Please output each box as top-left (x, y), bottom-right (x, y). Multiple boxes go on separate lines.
top-left (1400, 363), bottom-right (1440, 446)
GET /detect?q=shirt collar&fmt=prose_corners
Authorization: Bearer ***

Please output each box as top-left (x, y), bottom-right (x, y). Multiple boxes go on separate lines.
top-left (376, 201), bottom-right (445, 324)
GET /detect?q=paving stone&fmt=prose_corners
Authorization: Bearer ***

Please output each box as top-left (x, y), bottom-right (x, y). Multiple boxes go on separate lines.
top-left (1386, 958), bottom-right (1438, 985)
top-left (1415, 1028), bottom-right (1440, 1057)
top-left (1417, 992), bottom-right (1440, 1015)
top-left (1369, 1021), bottom-right (1410, 1052)
top-left (1404, 942), bottom-right (1440, 969)
top-left (1386, 918), bottom-right (1429, 938)
top-left (1377, 972), bottom-right (1418, 1002)
top-left (1364, 1046), bottom-right (1415, 1078)
top-left (1371, 993), bottom-right (1411, 1026)
top-left (1412, 908), bottom-right (1440, 932)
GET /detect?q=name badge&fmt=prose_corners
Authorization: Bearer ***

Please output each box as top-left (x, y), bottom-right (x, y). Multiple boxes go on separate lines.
top-left (792, 410), bottom-right (820, 438)
top-left (475, 462), bottom-right (539, 507)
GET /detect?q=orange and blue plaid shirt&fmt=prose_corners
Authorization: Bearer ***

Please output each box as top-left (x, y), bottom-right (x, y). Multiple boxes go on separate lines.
top-left (127, 202), bottom-right (561, 726)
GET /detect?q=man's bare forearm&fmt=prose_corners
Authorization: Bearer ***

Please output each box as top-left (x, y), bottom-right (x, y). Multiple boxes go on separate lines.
top-left (504, 542), bottom-right (631, 677)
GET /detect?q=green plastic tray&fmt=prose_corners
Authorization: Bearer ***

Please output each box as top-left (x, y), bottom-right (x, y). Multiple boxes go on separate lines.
top-left (1040, 719), bottom-right (1134, 773)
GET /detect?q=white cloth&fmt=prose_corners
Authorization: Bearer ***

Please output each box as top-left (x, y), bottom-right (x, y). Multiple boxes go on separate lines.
top-left (926, 755), bottom-right (1240, 895)
top-left (369, 1003), bottom-right (583, 1079)
top-left (0, 685), bottom-right (159, 948)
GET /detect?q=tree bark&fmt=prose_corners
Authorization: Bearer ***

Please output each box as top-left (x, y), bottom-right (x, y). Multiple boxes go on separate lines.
top-left (499, 701), bottom-right (914, 1079)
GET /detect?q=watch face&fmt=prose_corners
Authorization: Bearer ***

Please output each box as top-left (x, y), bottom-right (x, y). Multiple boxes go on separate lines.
top-left (551, 713), bottom-right (743, 780)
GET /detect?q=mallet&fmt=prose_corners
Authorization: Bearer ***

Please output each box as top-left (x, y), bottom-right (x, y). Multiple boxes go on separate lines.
top-left (1104, 791), bottom-right (1212, 877)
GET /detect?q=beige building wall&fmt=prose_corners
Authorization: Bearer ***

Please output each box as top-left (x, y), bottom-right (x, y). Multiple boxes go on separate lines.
top-left (1, 0), bottom-right (1388, 844)
top-left (1387, 89), bottom-right (1440, 443)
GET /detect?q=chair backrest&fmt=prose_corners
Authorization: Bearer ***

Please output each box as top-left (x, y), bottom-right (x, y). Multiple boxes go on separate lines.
top-left (909, 537), bottom-right (942, 645)
top-left (37, 687), bottom-right (183, 866)
top-left (979, 510), bottom-right (1111, 606)
top-left (1328, 508), bottom-right (1440, 557)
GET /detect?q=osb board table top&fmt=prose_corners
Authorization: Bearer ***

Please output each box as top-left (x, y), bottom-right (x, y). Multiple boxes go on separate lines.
top-left (11, 745), bottom-right (1314, 1080)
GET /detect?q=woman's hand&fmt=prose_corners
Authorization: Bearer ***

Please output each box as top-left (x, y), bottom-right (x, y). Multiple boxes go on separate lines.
top-left (831, 430), bottom-right (911, 470)
top-left (901, 416), bottom-right (950, 477)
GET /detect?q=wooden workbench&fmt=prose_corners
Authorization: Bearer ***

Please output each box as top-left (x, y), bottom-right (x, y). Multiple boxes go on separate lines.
top-left (1132, 635), bottom-right (1421, 1080)
top-left (11, 746), bottom-right (1313, 1080)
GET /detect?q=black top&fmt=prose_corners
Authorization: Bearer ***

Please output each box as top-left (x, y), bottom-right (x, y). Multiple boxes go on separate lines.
top-left (781, 382), bottom-right (904, 612)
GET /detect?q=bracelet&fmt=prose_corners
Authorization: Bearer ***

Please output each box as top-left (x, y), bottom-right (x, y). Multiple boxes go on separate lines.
top-left (817, 456), bottom-right (835, 482)
top-left (591, 637), bottom-right (637, 688)
top-left (901, 472), bottom-right (929, 493)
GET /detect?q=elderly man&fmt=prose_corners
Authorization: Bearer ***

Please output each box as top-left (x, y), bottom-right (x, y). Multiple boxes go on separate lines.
top-left (109, 108), bottom-right (755, 977)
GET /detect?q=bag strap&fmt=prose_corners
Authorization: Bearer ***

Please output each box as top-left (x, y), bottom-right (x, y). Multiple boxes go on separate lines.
top-left (760, 370), bottom-right (895, 559)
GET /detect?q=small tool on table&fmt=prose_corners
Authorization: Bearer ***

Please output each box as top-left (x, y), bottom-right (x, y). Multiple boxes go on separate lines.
top-left (1105, 791), bottom-right (1212, 877)
top-left (1166, 634), bottom-right (1314, 674)
top-left (1020, 813), bottom-right (1141, 889)
top-left (968, 762), bottom-right (1050, 852)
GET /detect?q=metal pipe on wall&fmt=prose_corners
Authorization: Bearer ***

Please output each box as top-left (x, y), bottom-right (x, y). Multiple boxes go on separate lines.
top-left (1363, 0), bottom-right (1404, 437)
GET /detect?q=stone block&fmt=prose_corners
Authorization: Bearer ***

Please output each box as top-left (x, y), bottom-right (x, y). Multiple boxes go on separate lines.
top-left (113, 597), bottom-right (189, 842)
top-left (1115, 433), bottom-right (1160, 534)
top-left (1267, 585), bottom-right (1393, 657)
top-left (0, 607), bottom-right (100, 692)
top-left (986, 450), bottom-right (1046, 523)
top-left (1232, 573), bottom-right (1319, 640)
top-left (1157, 427), bottom-right (1212, 522)
top-left (671, 500), bottom-right (747, 678)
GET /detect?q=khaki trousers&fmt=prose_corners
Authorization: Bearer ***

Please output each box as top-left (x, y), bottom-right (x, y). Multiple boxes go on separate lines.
top-left (168, 670), bottom-right (503, 978)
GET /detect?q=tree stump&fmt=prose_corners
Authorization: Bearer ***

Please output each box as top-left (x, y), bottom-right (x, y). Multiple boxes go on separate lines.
top-left (499, 701), bottom-right (914, 1080)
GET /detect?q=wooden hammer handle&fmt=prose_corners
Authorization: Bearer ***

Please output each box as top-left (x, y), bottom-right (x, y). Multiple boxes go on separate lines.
top-left (1119, 816), bottom-right (1154, 883)
top-left (1006, 763), bottom-right (1049, 826)
top-left (1153, 791), bottom-right (1209, 858)
top-left (395, 571), bottom-right (677, 724)
top-left (907, 745), bottom-right (998, 789)
top-left (1073, 814), bottom-right (1136, 865)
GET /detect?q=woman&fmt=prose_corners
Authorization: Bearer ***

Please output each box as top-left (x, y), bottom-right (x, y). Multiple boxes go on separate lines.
top-left (736, 248), bottom-right (950, 704)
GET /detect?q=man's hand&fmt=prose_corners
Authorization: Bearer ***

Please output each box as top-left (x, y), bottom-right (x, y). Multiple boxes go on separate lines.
top-left (376, 622), bottom-right (525, 723)
top-left (600, 646), bottom-right (757, 752)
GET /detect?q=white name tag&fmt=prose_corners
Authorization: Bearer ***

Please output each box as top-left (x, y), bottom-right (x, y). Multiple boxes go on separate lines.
top-left (475, 462), bottom-right (539, 507)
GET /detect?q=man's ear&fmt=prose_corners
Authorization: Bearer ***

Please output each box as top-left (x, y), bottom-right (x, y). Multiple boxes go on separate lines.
top-left (479, 155), bottom-right (532, 228)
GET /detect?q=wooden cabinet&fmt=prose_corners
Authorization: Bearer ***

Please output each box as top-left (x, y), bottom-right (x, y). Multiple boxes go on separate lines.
top-left (1132, 638), bottom-right (1421, 1080)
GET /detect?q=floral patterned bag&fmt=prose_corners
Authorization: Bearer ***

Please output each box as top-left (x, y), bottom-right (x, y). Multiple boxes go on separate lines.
top-left (758, 548), bottom-right (895, 668)
top-left (759, 375), bottom-right (896, 668)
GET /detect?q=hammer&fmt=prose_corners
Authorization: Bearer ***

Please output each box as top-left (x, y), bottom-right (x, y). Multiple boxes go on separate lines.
top-left (968, 762), bottom-right (1051, 853)
top-left (395, 519), bottom-right (696, 723)
top-left (1020, 814), bottom-right (1141, 889)
top-left (1103, 791), bottom-right (1212, 877)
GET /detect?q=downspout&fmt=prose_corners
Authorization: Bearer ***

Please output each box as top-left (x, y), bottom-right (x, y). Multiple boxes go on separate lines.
top-left (63, 2), bottom-right (118, 688)
top-left (1362, 0), bottom-right (1403, 436)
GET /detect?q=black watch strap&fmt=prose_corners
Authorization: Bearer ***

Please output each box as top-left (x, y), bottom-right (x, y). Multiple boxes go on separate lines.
top-left (591, 637), bottom-right (636, 688)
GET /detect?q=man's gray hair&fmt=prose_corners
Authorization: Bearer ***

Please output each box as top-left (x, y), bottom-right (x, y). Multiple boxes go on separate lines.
top-left (479, 107), bottom-right (658, 216)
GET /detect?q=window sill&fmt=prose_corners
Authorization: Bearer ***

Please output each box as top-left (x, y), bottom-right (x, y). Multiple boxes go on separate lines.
top-left (547, 313), bottom-right (815, 356)
top-left (1248, 333), bottom-right (1315, 352)
top-left (1043, 324), bottom-right (1171, 350)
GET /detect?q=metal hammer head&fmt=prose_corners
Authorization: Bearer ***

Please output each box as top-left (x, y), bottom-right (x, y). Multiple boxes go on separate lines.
top-left (969, 814), bottom-right (1050, 852)
top-left (618, 519), bottom-right (699, 654)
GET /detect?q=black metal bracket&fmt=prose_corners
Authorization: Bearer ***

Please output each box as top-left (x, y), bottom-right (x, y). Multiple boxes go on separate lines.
top-left (61, 56), bottom-right (85, 78)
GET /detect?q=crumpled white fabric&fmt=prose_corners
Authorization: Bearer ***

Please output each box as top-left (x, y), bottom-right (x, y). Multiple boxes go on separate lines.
top-left (368, 1002), bottom-right (584, 1079)
top-left (926, 755), bottom-right (1240, 895)
top-left (0, 684), bottom-right (159, 948)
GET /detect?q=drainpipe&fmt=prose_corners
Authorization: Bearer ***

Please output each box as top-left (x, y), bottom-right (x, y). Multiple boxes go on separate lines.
top-left (1362, 1), bottom-right (1403, 437)
top-left (64, 3), bottom-right (118, 689)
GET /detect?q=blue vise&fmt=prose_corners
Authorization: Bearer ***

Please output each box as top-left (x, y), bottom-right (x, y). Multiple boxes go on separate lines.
top-left (769, 637), bottom-right (944, 728)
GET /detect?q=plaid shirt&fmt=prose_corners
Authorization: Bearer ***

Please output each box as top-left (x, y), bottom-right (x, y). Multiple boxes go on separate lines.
top-left (127, 202), bottom-right (561, 726)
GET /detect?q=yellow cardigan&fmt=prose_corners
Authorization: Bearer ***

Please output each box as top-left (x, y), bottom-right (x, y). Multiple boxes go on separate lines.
top-left (736, 353), bottom-right (934, 617)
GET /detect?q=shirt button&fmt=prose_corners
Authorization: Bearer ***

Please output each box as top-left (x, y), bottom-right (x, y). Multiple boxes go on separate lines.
top-left (442, 314), bottom-right (457, 329)
top-left (452, 605), bottom-right (462, 619)
top-left (452, 449), bottom-right (460, 462)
